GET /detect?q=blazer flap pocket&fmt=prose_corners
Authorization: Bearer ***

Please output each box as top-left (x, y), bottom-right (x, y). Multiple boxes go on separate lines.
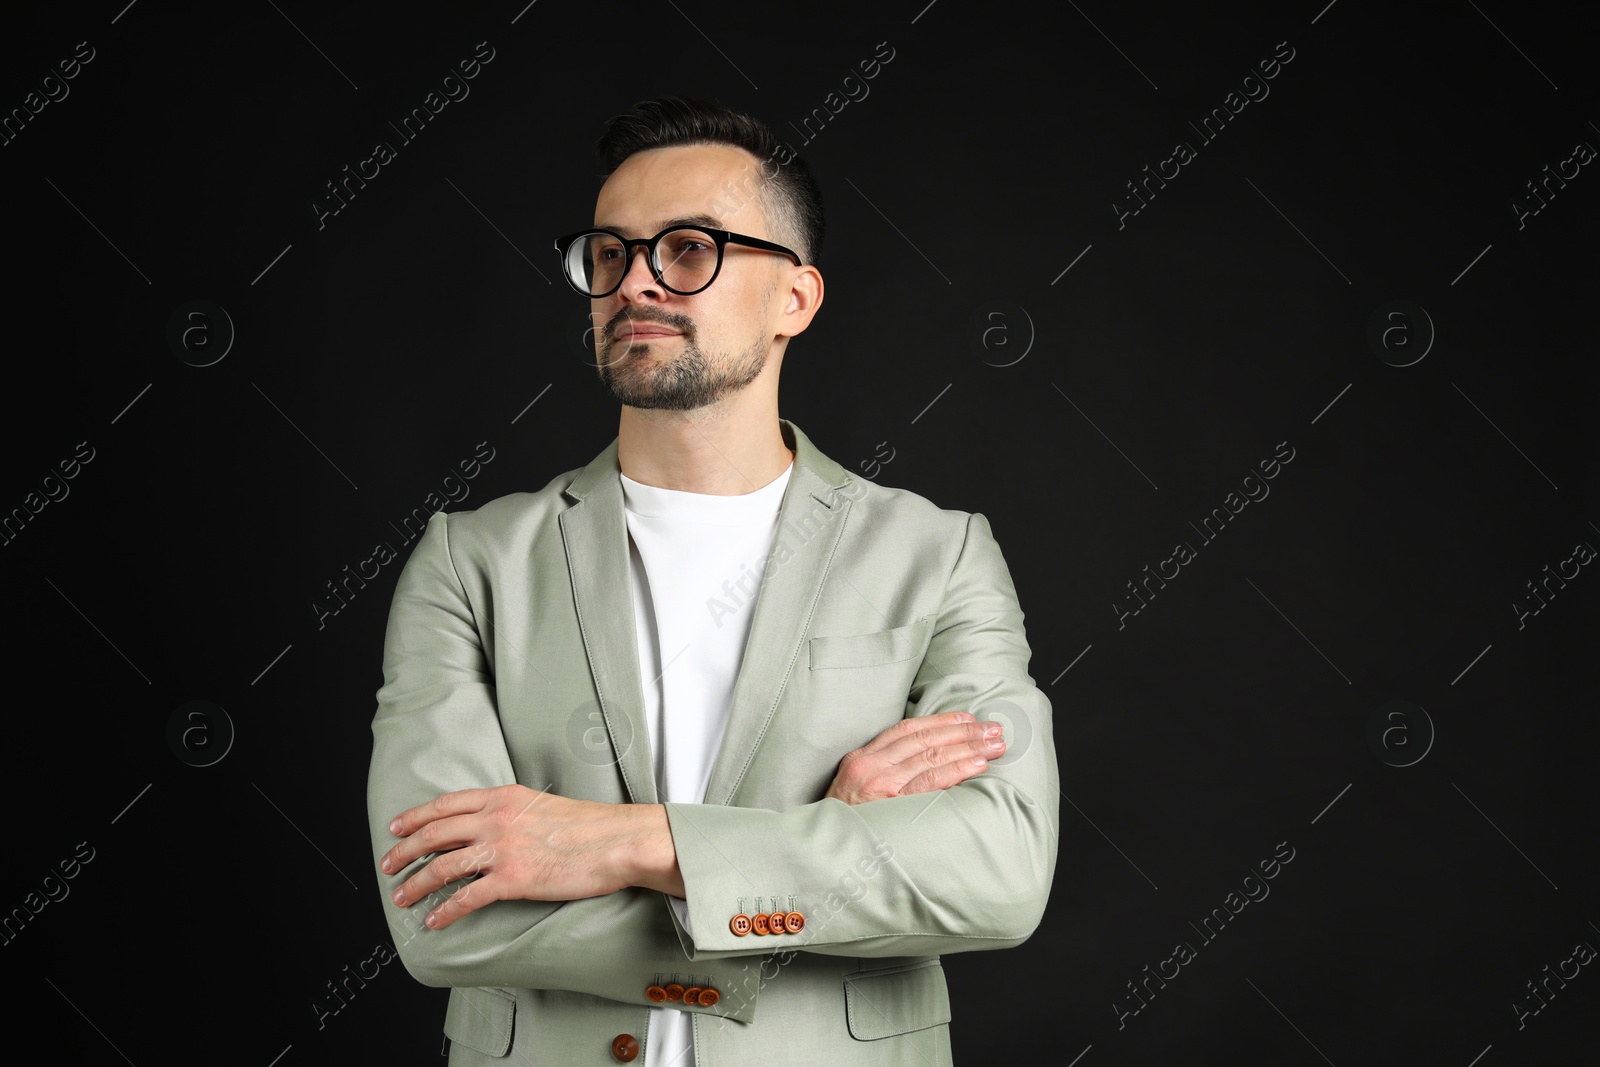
top-left (844, 961), bottom-right (951, 1040)
top-left (443, 986), bottom-right (516, 1057)
top-left (810, 616), bottom-right (934, 671)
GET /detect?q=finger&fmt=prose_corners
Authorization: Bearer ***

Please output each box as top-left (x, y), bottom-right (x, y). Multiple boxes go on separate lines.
top-left (389, 788), bottom-right (493, 837)
top-left (422, 869), bottom-right (508, 930)
top-left (381, 812), bottom-right (486, 874)
top-left (872, 720), bottom-right (1004, 779)
top-left (391, 840), bottom-right (497, 908)
top-left (898, 753), bottom-right (991, 796)
top-left (855, 711), bottom-right (975, 755)
top-left (883, 727), bottom-right (1002, 794)
top-left (834, 722), bottom-right (1001, 803)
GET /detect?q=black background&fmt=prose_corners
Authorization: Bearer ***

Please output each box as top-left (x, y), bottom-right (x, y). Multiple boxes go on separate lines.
top-left (2, 1), bottom-right (1596, 1064)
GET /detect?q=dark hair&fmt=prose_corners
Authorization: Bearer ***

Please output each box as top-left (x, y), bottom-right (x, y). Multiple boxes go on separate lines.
top-left (595, 95), bottom-right (824, 265)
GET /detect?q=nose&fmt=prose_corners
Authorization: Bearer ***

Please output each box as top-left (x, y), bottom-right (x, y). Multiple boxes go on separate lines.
top-left (615, 244), bottom-right (666, 303)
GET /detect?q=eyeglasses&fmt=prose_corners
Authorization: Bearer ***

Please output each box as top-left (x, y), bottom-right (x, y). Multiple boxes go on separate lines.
top-left (553, 226), bottom-right (802, 297)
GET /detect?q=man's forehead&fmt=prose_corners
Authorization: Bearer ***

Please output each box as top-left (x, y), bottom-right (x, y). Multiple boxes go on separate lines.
top-left (592, 213), bottom-right (726, 236)
top-left (593, 143), bottom-right (764, 233)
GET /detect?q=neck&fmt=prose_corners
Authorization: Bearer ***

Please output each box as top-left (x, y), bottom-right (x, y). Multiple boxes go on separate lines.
top-left (617, 395), bottom-right (793, 495)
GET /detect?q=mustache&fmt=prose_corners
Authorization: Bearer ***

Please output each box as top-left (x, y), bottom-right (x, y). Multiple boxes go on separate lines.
top-left (603, 309), bottom-right (694, 341)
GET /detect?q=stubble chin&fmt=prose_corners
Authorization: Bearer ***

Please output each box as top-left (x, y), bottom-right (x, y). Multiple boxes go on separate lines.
top-left (600, 340), bottom-right (693, 410)
top-left (599, 335), bottom-right (767, 412)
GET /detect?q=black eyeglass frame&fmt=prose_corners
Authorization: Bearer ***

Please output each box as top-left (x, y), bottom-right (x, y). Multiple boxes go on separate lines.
top-left (553, 226), bottom-right (803, 297)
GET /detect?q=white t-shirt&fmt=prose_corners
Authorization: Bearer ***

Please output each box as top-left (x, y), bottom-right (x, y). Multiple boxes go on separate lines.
top-left (621, 461), bottom-right (792, 1067)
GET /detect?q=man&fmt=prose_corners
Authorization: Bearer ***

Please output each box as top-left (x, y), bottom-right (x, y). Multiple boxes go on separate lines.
top-left (367, 96), bottom-right (1058, 1065)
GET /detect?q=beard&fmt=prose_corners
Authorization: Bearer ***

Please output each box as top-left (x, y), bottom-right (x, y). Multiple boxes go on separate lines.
top-left (598, 315), bottom-right (767, 411)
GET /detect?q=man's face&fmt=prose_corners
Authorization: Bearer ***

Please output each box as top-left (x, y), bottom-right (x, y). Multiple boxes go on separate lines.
top-left (588, 143), bottom-right (785, 411)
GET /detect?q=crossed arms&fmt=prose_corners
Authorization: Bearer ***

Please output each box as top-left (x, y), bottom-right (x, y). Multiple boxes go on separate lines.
top-left (366, 507), bottom-right (1058, 995)
top-left (380, 709), bottom-right (1007, 925)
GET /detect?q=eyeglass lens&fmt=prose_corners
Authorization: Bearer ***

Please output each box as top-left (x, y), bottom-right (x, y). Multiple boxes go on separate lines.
top-left (566, 228), bottom-right (718, 295)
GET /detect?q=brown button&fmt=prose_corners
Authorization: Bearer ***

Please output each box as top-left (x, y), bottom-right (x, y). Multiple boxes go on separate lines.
top-left (664, 983), bottom-right (685, 1002)
top-left (784, 911), bottom-right (805, 934)
top-left (612, 1033), bottom-right (639, 1062)
top-left (768, 911), bottom-right (788, 933)
top-left (730, 913), bottom-right (752, 936)
top-left (751, 913), bottom-right (771, 935)
top-left (697, 986), bottom-right (721, 1007)
top-left (645, 985), bottom-right (667, 1003)
top-left (682, 986), bottom-right (702, 1005)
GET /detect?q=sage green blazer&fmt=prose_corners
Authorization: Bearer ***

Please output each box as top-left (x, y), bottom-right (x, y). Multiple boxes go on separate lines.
top-left (367, 419), bottom-right (1059, 1065)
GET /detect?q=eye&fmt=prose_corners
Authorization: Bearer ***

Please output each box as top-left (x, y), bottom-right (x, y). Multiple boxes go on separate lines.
top-left (583, 232), bottom-right (622, 253)
top-left (664, 232), bottom-right (715, 256)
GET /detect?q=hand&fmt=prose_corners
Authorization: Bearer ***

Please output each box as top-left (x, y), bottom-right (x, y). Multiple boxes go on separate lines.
top-left (825, 710), bottom-right (1004, 805)
top-left (379, 786), bottom-right (682, 929)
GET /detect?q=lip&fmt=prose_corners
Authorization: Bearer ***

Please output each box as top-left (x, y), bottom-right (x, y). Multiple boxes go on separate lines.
top-left (613, 327), bottom-right (680, 340)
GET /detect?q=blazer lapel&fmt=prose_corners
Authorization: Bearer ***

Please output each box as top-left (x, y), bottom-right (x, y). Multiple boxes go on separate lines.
top-left (703, 421), bottom-right (854, 806)
top-left (558, 421), bottom-right (855, 810)
top-left (559, 438), bottom-right (657, 805)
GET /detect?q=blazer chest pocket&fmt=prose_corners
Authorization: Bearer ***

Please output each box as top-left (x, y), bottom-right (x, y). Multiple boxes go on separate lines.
top-left (844, 960), bottom-right (952, 1040)
top-left (443, 986), bottom-right (515, 1057)
top-left (809, 616), bottom-right (934, 671)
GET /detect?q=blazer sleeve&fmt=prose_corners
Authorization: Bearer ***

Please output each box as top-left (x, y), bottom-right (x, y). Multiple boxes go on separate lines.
top-left (366, 512), bottom-right (752, 1012)
top-left (663, 511), bottom-right (1060, 960)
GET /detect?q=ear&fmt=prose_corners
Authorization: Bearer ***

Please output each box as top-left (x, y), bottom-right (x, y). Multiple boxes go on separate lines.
top-left (776, 265), bottom-right (824, 339)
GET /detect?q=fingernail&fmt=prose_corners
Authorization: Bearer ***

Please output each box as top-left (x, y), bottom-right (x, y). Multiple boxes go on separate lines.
top-left (987, 737), bottom-right (1005, 752)
top-left (425, 912), bottom-right (440, 928)
top-left (389, 818), bottom-right (402, 835)
top-left (381, 856), bottom-right (393, 873)
top-left (983, 723), bottom-right (1002, 739)
top-left (391, 888), bottom-right (405, 905)
top-left (970, 756), bottom-right (988, 767)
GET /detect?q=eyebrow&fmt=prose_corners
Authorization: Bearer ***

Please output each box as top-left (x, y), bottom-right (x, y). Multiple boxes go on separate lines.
top-left (592, 214), bottom-right (724, 236)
